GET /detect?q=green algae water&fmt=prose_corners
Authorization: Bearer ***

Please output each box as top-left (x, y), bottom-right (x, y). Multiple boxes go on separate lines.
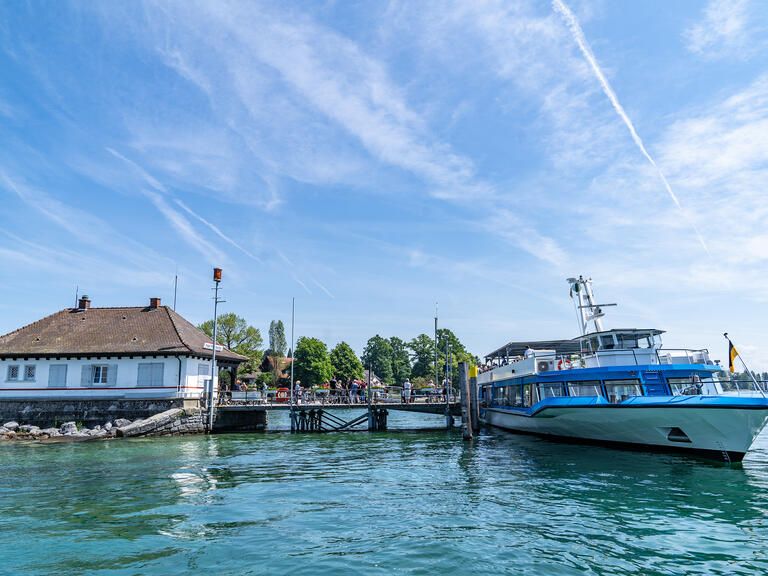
top-left (2, 412), bottom-right (768, 575)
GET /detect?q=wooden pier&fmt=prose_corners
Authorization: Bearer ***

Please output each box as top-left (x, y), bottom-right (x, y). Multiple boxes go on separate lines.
top-left (213, 362), bottom-right (479, 435)
top-left (214, 400), bottom-right (462, 433)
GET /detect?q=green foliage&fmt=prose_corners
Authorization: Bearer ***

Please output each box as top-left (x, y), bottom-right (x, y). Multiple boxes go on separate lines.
top-left (199, 313), bottom-right (263, 373)
top-left (389, 336), bottom-right (411, 385)
top-left (408, 333), bottom-right (436, 380)
top-left (294, 337), bottom-right (334, 387)
top-left (361, 335), bottom-right (394, 385)
top-left (436, 328), bottom-right (475, 386)
top-left (330, 341), bottom-right (364, 384)
top-left (268, 320), bottom-right (287, 357)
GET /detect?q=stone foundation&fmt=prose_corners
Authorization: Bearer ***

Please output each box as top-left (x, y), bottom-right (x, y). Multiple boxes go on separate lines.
top-left (116, 408), bottom-right (205, 437)
top-left (0, 399), bottom-right (197, 428)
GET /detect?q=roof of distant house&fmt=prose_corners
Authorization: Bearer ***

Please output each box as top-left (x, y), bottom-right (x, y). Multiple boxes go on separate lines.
top-left (0, 297), bottom-right (246, 363)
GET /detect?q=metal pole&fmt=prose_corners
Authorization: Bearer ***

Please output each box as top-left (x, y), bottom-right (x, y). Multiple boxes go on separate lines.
top-left (724, 333), bottom-right (765, 398)
top-left (434, 303), bottom-right (438, 390)
top-left (207, 278), bottom-right (221, 431)
top-left (290, 297), bottom-right (296, 431)
top-left (173, 274), bottom-right (178, 311)
top-left (290, 297), bottom-right (295, 402)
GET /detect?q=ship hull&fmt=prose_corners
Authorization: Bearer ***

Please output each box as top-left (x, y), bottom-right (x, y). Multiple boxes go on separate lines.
top-left (482, 404), bottom-right (768, 463)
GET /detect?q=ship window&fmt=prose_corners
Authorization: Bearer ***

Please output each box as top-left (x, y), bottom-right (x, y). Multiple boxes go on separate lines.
top-left (538, 382), bottom-right (565, 399)
top-left (508, 385), bottom-right (522, 407)
top-left (588, 337), bottom-right (599, 352)
top-left (599, 335), bottom-right (616, 350)
top-left (567, 381), bottom-right (602, 397)
top-left (523, 384), bottom-right (532, 407)
top-left (618, 334), bottom-right (638, 349)
top-left (492, 386), bottom-right (505, 406)
top-left (667, 377), bottom-right (701, 396)
top-left (604, 379), bottom-right (642, 403)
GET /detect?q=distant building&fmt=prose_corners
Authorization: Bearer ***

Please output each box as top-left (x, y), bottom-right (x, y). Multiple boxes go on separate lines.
top-left (363, 370), bottom-right (383, 387)
top-left (0, 295), bottom-right (246, 400)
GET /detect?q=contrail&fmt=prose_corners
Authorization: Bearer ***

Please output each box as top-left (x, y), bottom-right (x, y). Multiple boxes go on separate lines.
top-left (175, 199), bottom-right (262, 263)
top-left (553, 0), bottom-right (709, 253)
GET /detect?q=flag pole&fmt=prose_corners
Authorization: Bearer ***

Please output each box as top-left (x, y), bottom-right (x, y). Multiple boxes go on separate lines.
top-left (724, 333), bottom-right (765, 397)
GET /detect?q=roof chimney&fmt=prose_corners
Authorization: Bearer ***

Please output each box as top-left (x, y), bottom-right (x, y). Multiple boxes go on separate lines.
top-left (78, 295), bottom-right (91, 310)
top-left (149, 297), bottom-right (161, 309)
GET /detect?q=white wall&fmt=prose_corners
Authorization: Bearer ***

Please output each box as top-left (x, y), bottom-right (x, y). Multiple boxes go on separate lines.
top-left (0, 356), bottom-right (213, 400)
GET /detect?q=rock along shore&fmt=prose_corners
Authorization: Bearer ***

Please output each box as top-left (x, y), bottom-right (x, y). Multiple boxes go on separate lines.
top-left (0, 407), bottom-right (205, 443)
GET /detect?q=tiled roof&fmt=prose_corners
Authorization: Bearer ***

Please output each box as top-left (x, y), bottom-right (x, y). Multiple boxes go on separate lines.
top-left (0, 305), bottom-right (246, 363)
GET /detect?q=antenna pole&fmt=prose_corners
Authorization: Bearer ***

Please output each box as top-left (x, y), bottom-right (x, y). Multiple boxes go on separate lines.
top-left (173, 274), bottom-right (178, 311)
top-left (434, 302), bottom-right (439, 390)
top-left (74, 285), bottom-right (79, 308)
top-left (290, 297), bottom-right (295, 405)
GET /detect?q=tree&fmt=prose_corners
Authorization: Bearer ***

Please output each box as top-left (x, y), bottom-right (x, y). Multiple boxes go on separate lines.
top-left (330, 342), bottom-right (364, 384)
top-left (408, 333), bottom-right (436, 380)
top-left (268, 320), bottom-right (287, 357)
top-left (293, 337), bottom-right (333, 387)
top-left (265, 320), bottom-right (288, 386)
top-left (361, 335), bottom-right (394, 385)
top-left (389, 336), bottom-right (411, 385)
top-left (199, 313), bottom-right (263, 374)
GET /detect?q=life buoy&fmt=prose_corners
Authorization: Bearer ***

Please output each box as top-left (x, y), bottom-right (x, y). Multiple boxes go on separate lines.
top-left (557, 359), bottom-right (572, 370)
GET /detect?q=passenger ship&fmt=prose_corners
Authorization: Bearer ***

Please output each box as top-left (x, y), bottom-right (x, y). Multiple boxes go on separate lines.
top-left (477, 276), bottom-right (768, 462)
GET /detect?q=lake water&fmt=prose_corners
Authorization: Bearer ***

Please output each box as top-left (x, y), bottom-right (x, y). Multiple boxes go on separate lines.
top-left (2, 411), bottom-right (768, 575)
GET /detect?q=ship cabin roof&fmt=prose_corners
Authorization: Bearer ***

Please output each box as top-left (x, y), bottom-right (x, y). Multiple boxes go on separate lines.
top-left (485, 339), bottom-right (582, 362)
top-left (574, 329), bottom-right (664, 352)
top-left (485, 329), bottom-right (665, 360)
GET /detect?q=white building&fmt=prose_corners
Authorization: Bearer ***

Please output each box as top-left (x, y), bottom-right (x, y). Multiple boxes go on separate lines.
top-left (0, 296), bottom-right (245, 400)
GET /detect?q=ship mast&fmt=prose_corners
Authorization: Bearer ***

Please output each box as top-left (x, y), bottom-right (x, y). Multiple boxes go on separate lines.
top-left (567, 276), bottom-right (615, 335)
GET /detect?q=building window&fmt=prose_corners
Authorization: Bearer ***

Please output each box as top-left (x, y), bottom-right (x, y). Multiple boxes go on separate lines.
top-left (93, 365), bottom-right (109, 384)
top-left (7, 365), bottom-right (19, 381)
top-left (137, 362), bottom-right (164, 387)
top-left (198, 363), bottom-right (210, 376)
top-left (24, 365), bottom-right (36, 381)
top-left (48, 364), bottom-right (68, 387)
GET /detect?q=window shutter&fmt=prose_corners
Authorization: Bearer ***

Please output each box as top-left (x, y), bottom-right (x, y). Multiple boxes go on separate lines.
top-left (108, 364), bottom-right (118, 386)
top-left (81, 365), bottom-right (91, 387)
top-left (153, 363), bottom-right (164, 386)
top-left (137, 364), bottom-right (151, 386)
top-left (48, 365), bottom-right (67, 387)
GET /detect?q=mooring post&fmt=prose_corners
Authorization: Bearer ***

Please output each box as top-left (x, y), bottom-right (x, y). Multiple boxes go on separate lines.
top-left (458, 362), bottom-right (472, 440)
top-left (469, 364), bottom-right (480, 434)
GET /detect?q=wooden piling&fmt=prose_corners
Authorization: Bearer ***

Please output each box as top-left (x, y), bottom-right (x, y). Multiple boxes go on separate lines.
top-left (469, 365), bottom-right (480, 434)
top-left (458, 362), bottom-right (473, 440)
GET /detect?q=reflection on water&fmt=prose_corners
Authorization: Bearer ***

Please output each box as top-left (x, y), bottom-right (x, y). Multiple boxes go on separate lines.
top-left (1, 414), bottom-right (767, 575)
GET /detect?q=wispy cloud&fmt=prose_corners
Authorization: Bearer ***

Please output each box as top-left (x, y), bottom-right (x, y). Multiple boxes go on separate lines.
top-left (145, 0), bottom-right (492, 201)
top-left (684, 0), bottom-right (759, 60)
top-left (553, 0), bottom-right (709, 254)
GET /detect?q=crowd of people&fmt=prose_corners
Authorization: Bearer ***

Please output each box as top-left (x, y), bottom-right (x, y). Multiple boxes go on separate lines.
top-left (219, 376), bottom-right (452, 405)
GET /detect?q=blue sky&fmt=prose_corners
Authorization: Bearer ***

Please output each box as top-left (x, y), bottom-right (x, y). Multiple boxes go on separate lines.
top-left (2, 0), bottom-right (768, 368)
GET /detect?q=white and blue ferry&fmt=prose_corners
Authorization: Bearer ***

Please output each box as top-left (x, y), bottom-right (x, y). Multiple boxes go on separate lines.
top-left (477, 276), bottom-right (768, 463)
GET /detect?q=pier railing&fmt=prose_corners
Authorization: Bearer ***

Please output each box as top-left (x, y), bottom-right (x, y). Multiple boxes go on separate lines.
top-left (218, 386), bottom-right (458, 406)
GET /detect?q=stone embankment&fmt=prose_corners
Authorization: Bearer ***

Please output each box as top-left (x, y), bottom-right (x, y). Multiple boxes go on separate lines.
top-left (116, 408), bottom-right (204, 437)
top-left (0, 408), bottom-right (205, 442)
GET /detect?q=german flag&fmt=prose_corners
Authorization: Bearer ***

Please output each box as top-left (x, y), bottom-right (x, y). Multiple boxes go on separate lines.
top-left (729, 341), bottom-right (739, 374)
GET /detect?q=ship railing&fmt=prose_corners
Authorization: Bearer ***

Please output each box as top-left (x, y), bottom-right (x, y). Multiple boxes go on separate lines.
top-left (547, 347), bottom-right (711, 370)
top-left (655, 348), bottom-right (711, 365)
top-left (721, 379), bottom-right (768, 397)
